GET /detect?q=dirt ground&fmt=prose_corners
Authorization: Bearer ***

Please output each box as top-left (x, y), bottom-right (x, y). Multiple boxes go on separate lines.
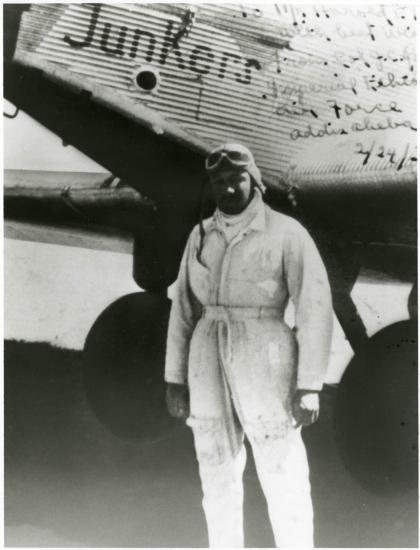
top-left (4, 340), bottom-right (418, 548)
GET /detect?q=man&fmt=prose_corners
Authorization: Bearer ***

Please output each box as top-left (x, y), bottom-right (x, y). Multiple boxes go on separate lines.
top-left (165, 143), bottom-right (333, 548)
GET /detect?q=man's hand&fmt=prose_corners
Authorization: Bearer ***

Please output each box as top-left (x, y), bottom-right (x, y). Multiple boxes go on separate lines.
top-left (292, 389), bottom-right (320, 428)
top-left (166, 383), bottom-right (190, 420)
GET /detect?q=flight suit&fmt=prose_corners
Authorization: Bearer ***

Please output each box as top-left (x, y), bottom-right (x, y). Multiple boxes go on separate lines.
top-left (165, 190), bottom-right (333, 547)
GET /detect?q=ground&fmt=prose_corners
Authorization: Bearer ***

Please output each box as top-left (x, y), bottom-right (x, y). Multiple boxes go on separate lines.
top-left (4, 340), bottom-right (418, 548)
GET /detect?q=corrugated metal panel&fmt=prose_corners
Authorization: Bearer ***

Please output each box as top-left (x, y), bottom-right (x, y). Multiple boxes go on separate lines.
top-left (15, 3), bottom-right (417, 186)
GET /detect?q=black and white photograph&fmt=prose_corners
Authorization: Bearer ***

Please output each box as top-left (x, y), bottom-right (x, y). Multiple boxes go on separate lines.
top-left (3, 2), bottom-right (418, 547)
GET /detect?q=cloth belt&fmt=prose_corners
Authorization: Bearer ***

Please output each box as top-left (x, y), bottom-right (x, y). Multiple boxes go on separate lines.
top-left (203, 305), bottom-right (283, 321)
top-left (202, 305), bottom-right (284, 367)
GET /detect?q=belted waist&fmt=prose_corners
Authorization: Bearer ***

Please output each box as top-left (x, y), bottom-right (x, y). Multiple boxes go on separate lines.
top-left (203, 305), bottom-right (284, 321)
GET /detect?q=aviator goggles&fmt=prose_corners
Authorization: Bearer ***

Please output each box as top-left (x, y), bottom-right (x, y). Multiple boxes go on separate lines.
top-left (205, 146), bottom-right (253, 172)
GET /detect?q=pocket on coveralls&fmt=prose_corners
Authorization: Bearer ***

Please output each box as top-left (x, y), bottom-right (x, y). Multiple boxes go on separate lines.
top-left (186, 416), bottom-right (227, 467)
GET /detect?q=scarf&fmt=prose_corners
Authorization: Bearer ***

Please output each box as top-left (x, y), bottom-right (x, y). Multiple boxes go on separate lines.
top-left (214, 189), bottom-right (261, 243)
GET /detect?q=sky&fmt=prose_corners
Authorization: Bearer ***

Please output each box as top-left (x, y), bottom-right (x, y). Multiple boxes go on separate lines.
top-left (4, 99), bottom-right (107, 172)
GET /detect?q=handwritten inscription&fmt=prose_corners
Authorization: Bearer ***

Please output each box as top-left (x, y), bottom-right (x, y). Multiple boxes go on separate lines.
top-left (277, 5), bottom-right (416, 146)
top-left (267, 4), bottom-right (416, 41)
top-left (364, 72), bottom-right (417, 92)
top-left (291, 117), bottom-right (415, 140)
top-left (266, 76), bottom-right (359, 100)
top-left (326, 100), bottom-right (402, 119)
top-left (291, 123), bottom-right (348, 140)
top-left (355, 141), bottom-right (417, 170)
top-left (333, 44), bottom-right (416, 72)
top-left (59, 3), bottom-right (416, 165)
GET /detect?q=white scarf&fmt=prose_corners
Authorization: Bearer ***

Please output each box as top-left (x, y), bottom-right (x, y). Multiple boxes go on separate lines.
top-left (214, 189), bottom-right (261, 243)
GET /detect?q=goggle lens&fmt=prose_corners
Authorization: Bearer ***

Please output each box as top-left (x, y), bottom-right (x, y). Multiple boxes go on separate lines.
top-left (207, 151), bottom-right (223, 167)
top-left (206, 149), bottom-right (252, 171)
top-left (228, 150), bottom-right (248, 162)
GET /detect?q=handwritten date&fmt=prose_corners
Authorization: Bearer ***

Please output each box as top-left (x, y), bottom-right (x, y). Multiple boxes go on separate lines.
top-left (355, 141), bottom-right (417, 170)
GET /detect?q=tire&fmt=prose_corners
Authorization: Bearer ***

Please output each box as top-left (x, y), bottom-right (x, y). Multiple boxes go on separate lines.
top-left (335, 319), bottom-right (418, 495)
top-left (83, 292), bottom-right (176, 440)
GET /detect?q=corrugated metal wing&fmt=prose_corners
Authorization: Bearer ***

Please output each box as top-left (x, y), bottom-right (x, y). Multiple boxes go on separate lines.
top-left (14, 3), bottom-right (417, 186)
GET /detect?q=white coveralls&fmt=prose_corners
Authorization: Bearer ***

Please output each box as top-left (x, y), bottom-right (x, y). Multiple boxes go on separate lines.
top-left (165, 190), bottom-right (333, 548)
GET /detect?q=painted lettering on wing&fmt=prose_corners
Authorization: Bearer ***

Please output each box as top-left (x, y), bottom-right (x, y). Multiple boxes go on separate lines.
top-left (63, 4), bottom-right (252, 85)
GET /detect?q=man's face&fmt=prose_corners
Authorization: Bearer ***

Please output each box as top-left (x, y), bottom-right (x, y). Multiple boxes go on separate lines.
top-left (210, 169), bottom-right (252, 214)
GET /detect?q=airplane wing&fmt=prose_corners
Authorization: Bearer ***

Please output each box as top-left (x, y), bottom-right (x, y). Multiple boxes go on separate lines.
top-left (9, 4), bottom-right (416, 183)
top-left (4, 219), bottom-right (133, 254)
top-left (4, 169), bottom-right (156, 253)
top-left (5, 3), bottom-right (416, 250)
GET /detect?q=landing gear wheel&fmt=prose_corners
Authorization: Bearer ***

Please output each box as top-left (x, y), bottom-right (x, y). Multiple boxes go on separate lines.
top-left (335, 319), bottom-right (418, 495)
top-left (83, 292), bottom-right (176, 440)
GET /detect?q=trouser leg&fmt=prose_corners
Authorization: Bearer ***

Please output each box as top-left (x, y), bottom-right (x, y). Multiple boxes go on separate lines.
top-left (196, 444), bottom-right (247, 548)
top-left (251, 429), bottom-right (313, 548)
top-left (187, 369), bottom-right (246, 547)
top-left (187, 320), bottom-right (248, 547)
